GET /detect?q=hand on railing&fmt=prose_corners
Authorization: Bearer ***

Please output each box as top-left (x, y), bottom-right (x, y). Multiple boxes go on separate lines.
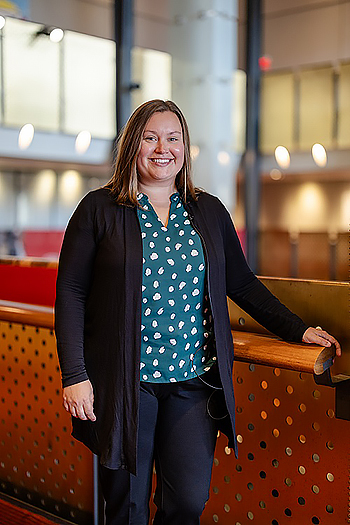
top-left (62, 379), bottom-right (96, 421)
top-left (302, 327), bottom-right (341, 357)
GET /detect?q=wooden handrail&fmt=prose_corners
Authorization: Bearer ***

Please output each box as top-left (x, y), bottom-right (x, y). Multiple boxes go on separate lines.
top-left (0, 301), bottom-right (54, 329)
top-left (0, 300), bottom-right (334, 376)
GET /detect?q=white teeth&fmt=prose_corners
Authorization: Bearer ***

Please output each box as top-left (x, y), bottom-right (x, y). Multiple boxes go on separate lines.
top-left (150, 159), bottom-right (172, 165)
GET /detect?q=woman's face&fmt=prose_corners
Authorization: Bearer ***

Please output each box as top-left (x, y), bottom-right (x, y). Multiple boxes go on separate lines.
top-left (137, 111), bottom-right (184, 187)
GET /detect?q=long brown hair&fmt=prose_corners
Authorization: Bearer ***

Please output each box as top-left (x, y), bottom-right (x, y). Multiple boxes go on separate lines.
top-left (106, 99), bottom-right (197, 205)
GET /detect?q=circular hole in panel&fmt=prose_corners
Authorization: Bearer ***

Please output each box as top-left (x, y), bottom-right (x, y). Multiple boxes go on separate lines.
top-left (214, 458), bottom-right (219, 466)
top-left (311, 485), bottom-right (320, 494)
top-left (247, 482), bottom-right (254, 490)
top-left (285, 478), bottom-right (292, 486)
top-left (298, 435), bottom-right (306, 444)
top-left (311, 518), bottom-right (320, 524)
top-left (213, 515), bottom-right (219, 523)
top-left (260, 441), bottom-right (267, 449)
top-left (224, 504), bottom-right (230, 512)
top-left (272, 489), bottom-right (279, 497)
top-left (299, 373), bottom-right (305, 380)
top-left (273, 398), bottom-right (280, 407)
top-left (286, 416), bottom-right (293, 425)
top-left (272, 428), bottom-right (279, 438)
top-left (237, 377), bottom-right (243, 384)
top-left (224, 476), bottom-right (230, 484)
top-left (235, 493), bottom-right (242, 502)
top-left (285, 447), bottom-right (293, 456)
top-left (299, 403), bottom-right (306, 413)
top-left (312, 422), bottom-right (320, 431)
top-left (326, 505), bottom-right (333, 513)
top-left (312, 453), bottom-right (320, 463)
top-left (313, 390), bottom-right (321, 399)
top-left (326, 473), bottom-right (334, 482)
top-left (298, 466), bottom-right (306, 475)
top-left (261, 381), bottom-right (268, 390)
top-left (259, 501), bottom-right (266, 509)
top-left (261, 411), bottom-right (268, 420)
top-left (247, 452), bottom-right (254, 461)
top-left (326, 441), bottom-right (334, 450)
top-left (247, 511), bottom-right (254, 520)
top-left (224, 447), bottom-right (231, 455)
top-left (273, 368), bottom-right (280, 376)
top-left (298, 497), bottom-right (305, 505)
top-left (326, 409), bottom-right (334, 418)
top-left (236, 406), bottom-right (243, 413)
top-left (272, 521), bottom-right (279, 525)
top-left (286, 385), bottom-right (294, 394)
top-left (284, 508), bottom-right (292, 517)
top-left (236, 464), bottom-right (242, 472)
top-left (249, 364), bottom-right (255, 372)
top-left (213, 486), bottom-right (219, 494)
top-left (248, 393), bottom-right (255, 402)
top-left (238, 317), bottom-right (245, 325)
top-left (259, 471), bottom-right (267, 479)
top-left (237, 434), bottom-right (243, 444)
top-left (248, 423), bottom-right (255, 431)
top-left (272, 459), bottom-right (279, 468)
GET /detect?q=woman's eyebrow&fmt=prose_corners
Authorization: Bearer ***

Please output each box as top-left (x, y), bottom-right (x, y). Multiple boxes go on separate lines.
top-left (143, 129), bottom-right (182, 135)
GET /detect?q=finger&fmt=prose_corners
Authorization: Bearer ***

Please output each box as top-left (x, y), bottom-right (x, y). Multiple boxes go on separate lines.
top-left (70, 406), bottom-right (78, 418)
top-left (75, 405), bottom-right (88, 420)
top-left (83, 401), bottom-right (96, 421)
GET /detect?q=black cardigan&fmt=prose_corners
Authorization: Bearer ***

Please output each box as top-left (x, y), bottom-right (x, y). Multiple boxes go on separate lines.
top-left (55, 188), bottom-right (308, 474)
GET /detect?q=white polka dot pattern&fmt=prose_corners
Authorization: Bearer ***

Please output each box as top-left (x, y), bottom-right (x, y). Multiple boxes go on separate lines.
top-left (137, 192), bottom-right (213, 383)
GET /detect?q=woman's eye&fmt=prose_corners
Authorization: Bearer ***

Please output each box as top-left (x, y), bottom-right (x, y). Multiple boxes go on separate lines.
top-left (144, 136), bottom-right (156, 141)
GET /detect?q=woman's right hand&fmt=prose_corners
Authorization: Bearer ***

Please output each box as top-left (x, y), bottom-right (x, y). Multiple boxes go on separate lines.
top-left (62, 379), bottom-right (96, 421)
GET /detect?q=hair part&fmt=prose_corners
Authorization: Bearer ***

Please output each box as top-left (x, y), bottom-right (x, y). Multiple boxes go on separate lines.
top-left (105, 99), bottom-right (197, 206)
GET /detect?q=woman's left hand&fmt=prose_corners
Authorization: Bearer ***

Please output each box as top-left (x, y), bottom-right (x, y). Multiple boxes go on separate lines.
top-left (302, 327), bottom-right (341, 357)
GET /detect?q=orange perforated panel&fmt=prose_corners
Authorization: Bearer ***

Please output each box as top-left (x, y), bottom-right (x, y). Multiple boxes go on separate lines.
top-left (1, 320), bottom-right (349, 525)
top-left (202, 362), bottom-right (350, 525)
top-left (0, 321), bottom-right (93, 524)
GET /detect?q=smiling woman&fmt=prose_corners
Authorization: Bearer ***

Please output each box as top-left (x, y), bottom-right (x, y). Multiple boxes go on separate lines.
top-left (137, 112), bottom-right (185, 225)
top-left (55, 99), bottom-right (340, 525)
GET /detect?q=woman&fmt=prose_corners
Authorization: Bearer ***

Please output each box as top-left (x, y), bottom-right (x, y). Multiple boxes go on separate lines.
top-left (55, 99), bottom-right (341, 525)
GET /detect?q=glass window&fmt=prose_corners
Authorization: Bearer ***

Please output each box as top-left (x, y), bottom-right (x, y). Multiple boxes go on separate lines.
top-left (131, 47), bottom-right (171, 111)
top-left (260, 72), bottom-right (294, 154)
top-left (3, 18), bottom-right (60, 131)
top-left (338, 63), bottom-right (350, 148)
top-left (63, 31), bottom-right (116, 139)
top-left (299, 67), bottom-right (333, 151)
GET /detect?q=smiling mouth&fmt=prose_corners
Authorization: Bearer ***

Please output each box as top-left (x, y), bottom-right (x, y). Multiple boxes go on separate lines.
top-left (149, 158), bottom-right (174, 166)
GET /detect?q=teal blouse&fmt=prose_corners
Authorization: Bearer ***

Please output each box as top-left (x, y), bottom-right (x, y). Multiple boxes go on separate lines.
top-left (137, 192), bottom-right (215, 383)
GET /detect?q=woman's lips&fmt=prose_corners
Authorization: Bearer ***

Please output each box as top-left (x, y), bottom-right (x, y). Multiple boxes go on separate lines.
top-left (149, 158), bottom-right (174, 166)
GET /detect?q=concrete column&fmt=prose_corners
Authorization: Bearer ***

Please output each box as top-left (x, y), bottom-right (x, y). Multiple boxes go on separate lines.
top-left (169, 0), bottom-right (238, 211)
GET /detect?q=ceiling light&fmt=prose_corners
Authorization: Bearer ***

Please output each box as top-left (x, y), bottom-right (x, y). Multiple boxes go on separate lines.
top-left (50, 28), bottom-right (64, 43)
top-left (311, 143), bottom-right (327, 168)
top-left (274, 145), bottom-right (290, 169)
top-left (18, 124), bottom-right (35, 150)
top-left (75, 130), bottom-right (92, 154)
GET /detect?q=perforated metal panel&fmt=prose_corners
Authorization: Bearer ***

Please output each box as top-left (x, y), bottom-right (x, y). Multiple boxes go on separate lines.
top-left (202, 362), bottom-right (350, 524)
top-left (0, 321), bottom-right (93, 524)
top-left (1, 320), bottom-right (349, 525)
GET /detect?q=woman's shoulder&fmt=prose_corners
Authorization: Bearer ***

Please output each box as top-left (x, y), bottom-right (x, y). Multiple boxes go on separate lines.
top-left (194, 190), bottom-right (229, 213)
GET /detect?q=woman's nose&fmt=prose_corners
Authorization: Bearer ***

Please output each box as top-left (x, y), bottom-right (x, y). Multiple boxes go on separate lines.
top-left (154, 139), bottom-right (168, 153)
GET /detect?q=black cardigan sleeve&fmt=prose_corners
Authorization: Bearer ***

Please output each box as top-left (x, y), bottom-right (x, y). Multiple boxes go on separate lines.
top-left (220, 202), bottom-right (308, 342)
top-left (55, 192), bottom-right (98, 388)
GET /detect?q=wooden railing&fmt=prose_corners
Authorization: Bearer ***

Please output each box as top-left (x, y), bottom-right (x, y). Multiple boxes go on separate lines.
top-left (0, 300), bottom-right (335, 376)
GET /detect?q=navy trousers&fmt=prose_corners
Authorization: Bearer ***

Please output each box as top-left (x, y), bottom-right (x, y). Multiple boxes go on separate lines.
top-left (98, 369), bottom-right (224, 525)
